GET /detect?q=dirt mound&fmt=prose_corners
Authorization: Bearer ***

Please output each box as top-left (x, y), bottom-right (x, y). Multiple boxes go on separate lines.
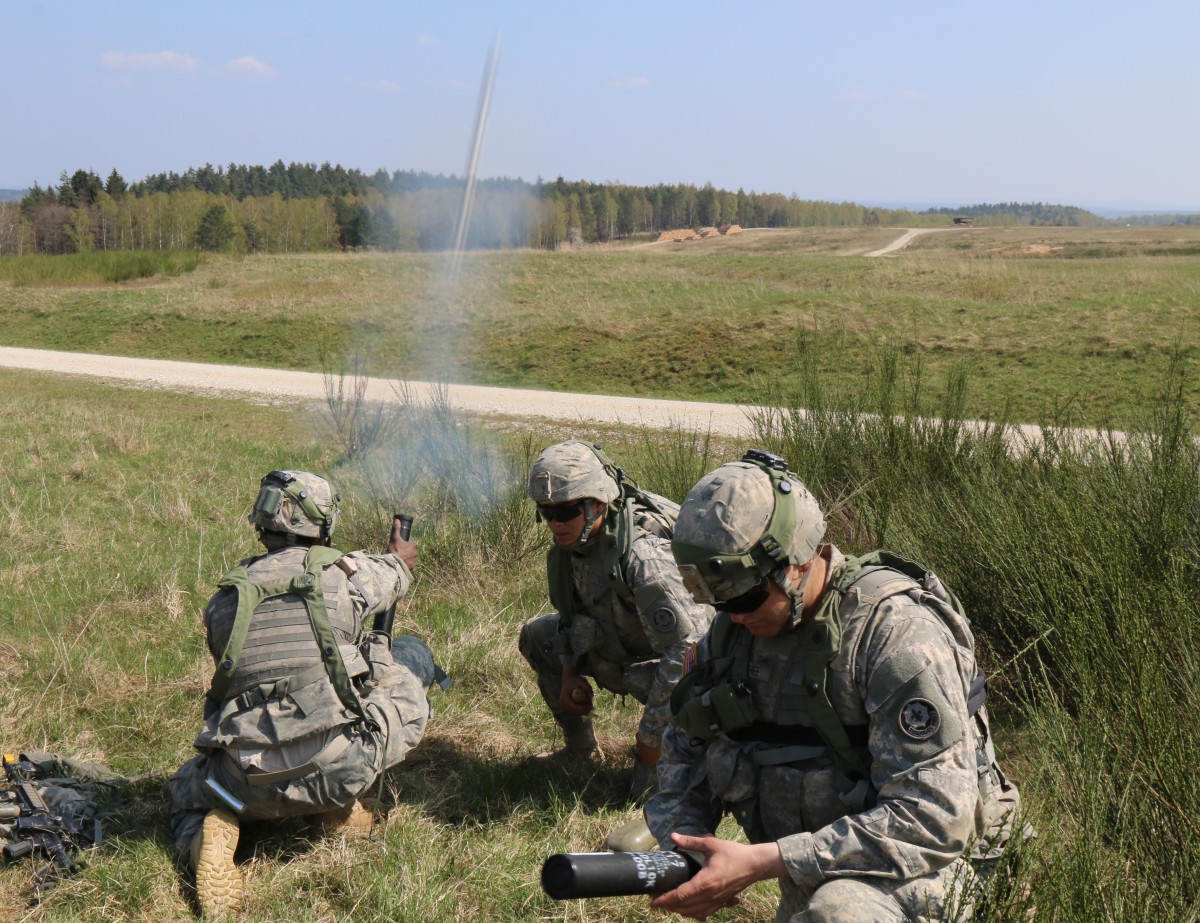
top-left (655, 224), bottom-right (743, 243)
top-left (655, 228), bottom-right (699, 242)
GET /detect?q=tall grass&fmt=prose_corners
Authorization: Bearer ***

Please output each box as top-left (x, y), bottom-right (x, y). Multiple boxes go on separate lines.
top-left (0, 250), bottom-right (205, 285)
top-left (749, 349), bottom-right (1200, 922)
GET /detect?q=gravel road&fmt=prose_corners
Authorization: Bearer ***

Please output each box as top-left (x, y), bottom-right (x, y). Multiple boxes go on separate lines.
top-left (864, 227), bottom-right (955, 257)
top-left (0, 345), bottom-right (759, 437)
top-left (0, 345), bottom-right (1106, 454)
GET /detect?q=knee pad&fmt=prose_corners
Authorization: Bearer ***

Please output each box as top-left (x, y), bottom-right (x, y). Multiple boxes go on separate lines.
top-left (390, 635), bottom-right (435, 688)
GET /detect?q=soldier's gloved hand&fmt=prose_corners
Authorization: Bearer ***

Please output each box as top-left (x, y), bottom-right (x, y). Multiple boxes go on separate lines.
top-left (559, 667), bottom-right (594, 717)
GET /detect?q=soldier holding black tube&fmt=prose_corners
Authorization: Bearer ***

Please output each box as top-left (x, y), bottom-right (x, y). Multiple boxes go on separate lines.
top-left (168, 470), bottom-right (441, 918)
top-left (635, 451), bottom-right (1025, 922)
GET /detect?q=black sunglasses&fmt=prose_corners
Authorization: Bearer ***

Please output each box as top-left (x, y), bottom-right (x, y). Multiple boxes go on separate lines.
top-left (537, 502), bottom-right (585, 523)
top-left (717, 577), bottom-right (771, 614)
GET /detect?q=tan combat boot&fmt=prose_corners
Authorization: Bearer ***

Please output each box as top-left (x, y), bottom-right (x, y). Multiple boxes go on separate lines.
top-left (604, 815), bottom-right (656, 852)
top-left (190, 808), bottom-right (243, 918)
top-left (310, 799), bottom-right (376, 838)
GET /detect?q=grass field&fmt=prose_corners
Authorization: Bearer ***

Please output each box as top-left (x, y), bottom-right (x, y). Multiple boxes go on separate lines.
top-left (0, 370), bottom-right (763, 922)
top-left (1, 227), bottom-right (1198, 921)
top-left (1, 226), bottom-right (1198, 428)
top-left (1, 351), bottom-right (1198, 922)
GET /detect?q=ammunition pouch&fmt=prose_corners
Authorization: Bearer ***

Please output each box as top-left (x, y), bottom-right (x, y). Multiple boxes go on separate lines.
top-left (673, 681), bottom-right (759, 742)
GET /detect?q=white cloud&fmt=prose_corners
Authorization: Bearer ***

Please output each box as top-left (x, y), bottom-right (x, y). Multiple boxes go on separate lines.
top-left (101, 50), bottom-right (199, 70)
top-left (605, 73), bottom-right (650, 90)
top-left (226, 56), bottom-right (277, 77)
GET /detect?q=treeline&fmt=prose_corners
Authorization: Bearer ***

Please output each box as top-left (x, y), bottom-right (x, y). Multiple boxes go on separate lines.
top-left (927, 201), bottom-right (1106, 227)
top-left (0, 161), bottom-right (1108, 256)
top-left (1117, 213), bottom-right (1200, 226)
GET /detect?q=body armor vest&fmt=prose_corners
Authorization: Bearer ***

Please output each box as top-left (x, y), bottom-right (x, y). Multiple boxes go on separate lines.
top-left (547, 489), bottom-right (677, 664)
top-left (204, 545), bottom-right (371, 731)
top-left (670, 553), bottom-right (984, 803)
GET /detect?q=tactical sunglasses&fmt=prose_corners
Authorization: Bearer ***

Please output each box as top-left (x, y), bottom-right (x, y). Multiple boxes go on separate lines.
top-left (537, 502), bottom-right (585, 523)
top-left (716, 576), bottom-right (772, 614)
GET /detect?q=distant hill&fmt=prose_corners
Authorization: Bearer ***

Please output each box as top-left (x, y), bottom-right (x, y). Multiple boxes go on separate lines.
top-left (0, 189), bottom-right (27, 202)
top-left (923, 202), bottom-right (1106, 227)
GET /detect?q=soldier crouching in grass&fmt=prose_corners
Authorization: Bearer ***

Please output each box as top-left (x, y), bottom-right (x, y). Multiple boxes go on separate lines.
top-left (519, 441), bottom-right (714, 850)
top-left (644, 451), bottom-right (1026, 922)
top-left (169, 470), bottom-right (439, 918)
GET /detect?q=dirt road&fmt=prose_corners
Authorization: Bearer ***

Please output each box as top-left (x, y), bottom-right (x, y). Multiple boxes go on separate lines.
top-left (864, 227), bottom-right (955, 257)
top-left (0, 345), bottom-right (1102, 454)
top-left (0, 345), bottom-right (759, 437)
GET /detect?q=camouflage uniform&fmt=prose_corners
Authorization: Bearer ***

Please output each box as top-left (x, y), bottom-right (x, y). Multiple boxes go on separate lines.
top-left (169, 544), bottom-right (432, 854)
top-left (647, 545), bottom-right (1022, 922)
top-left (519, 518), bottom-right (713, 750)
top-left (648, 453), bottom-right (1022, 923)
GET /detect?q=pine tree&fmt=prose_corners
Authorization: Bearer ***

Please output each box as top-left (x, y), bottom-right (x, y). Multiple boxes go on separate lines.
top-left (194, 204), bottom-right (235, 251)
top-left (105, 169), bottom-right (127, 198)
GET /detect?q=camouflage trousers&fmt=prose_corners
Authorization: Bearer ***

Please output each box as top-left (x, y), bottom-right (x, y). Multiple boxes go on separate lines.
top-left (168, 636), bottom-right (434, 855)
top-left (518, 613), bottom-right (658, 741)
top-left (778, 858), bottom-right (978, 923)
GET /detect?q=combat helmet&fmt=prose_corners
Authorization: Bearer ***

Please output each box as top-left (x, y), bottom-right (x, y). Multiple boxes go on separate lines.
top-left (528, 441), bottom-right (622, 506)
top-left (672, 449), bottom-right (825, 605)
top-left (528, 441), bottom-right (622, 545)
top-left (248, 470), bottom-right (338, 544)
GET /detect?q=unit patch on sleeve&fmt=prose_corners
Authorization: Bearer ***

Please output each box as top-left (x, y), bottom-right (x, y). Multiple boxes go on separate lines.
top-left (651, 608), bottom-right (679, 633)
top-left (899, 698), bottom-right (941, 740)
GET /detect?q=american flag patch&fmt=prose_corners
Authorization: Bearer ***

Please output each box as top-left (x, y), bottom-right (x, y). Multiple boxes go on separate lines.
top-left (682, 642), bottom-right (699, 676)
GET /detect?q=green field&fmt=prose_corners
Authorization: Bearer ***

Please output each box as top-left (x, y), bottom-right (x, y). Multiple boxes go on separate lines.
top-left (1, 228), bottom-right (1198, 921)
top-left (1, 225), bottom-right (1198, 427)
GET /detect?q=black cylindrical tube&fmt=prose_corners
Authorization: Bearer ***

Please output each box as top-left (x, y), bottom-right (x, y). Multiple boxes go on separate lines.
top-left (395, 514), bottom-right (413, 541)
top-left (541, 851), bottom-right (694, 900)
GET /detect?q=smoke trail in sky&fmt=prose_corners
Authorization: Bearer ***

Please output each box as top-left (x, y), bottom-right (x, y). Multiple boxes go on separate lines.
top-left (322, 34), bottom-right (518, 526)
top-left (449, 33), bottom-right (501, 281)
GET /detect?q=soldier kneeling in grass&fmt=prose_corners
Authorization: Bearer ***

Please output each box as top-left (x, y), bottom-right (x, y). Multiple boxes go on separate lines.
top-left (520, 441), bottom-right (715, 851)
top-left (644, 451), bottom-right (1026, 922)
top-left (169, 470), bottom-right (439, 917)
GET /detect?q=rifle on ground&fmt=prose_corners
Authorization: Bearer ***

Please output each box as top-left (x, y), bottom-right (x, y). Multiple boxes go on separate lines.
top-left (0, 754), bottom-right (88, 901)
top-left (541, 850), bottom-right (697, 900)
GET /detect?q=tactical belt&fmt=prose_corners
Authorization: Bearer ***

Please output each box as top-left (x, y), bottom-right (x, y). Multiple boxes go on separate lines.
top-left (728, 721), bottom-right (869, 748)
top-left (230, 662), bottom-right (332, 712)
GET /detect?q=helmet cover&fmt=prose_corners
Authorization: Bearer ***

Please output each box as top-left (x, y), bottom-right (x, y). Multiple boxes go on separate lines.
top-left (248, 470), bottom-right (338, 541)
top-left (672, 456), bottom-right (825, 604)
top-left (528, 441), bottom-right (620, 506)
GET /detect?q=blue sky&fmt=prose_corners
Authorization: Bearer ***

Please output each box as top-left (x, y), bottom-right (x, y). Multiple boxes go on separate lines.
top-left (5, 1), bottom-right (1199, 210)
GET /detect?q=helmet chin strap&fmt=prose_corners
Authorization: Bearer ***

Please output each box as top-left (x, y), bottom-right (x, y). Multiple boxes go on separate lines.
top-left (775, 561), bottom-right (813, 602)
top-left (575, 502), bottom-right (605, 547)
